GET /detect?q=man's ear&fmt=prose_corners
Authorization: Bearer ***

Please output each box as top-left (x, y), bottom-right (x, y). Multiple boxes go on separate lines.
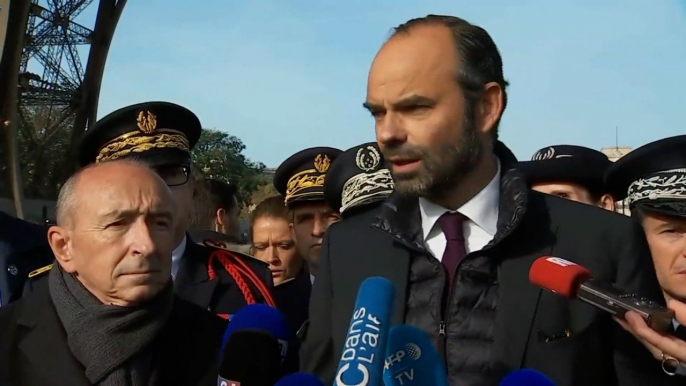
top-left (477, 81), bottom-right (504, 138)
top-left (599, 194), bottom-right (617, 212)
top-left (216, 208), bottom-right (226, 226)
top-left (48, 226), bottom-right (77, 273)
top-left (289, 223), bottom-right (297, 242)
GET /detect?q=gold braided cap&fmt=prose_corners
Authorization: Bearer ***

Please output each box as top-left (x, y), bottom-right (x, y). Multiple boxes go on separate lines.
top-left (95, 110), bottom-right (190, 163)
top-left (285, 154), bottom-right (331, 204)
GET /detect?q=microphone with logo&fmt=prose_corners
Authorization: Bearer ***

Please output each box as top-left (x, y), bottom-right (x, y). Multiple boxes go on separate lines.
top-left (274, 372), bottom-right (325, 386)
top-left (218, 304), bottom-right (294, 386)
top-left (499, 369), bottom-right (556, 386)
top-left (334, 276), bottom-right (395, 386)
top-left (383, 325), bottom-right (448, 386)
top-left (529, 256), bottom-right (675, 333)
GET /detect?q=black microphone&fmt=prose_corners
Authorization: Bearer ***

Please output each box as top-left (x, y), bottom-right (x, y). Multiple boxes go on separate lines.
top-left (217, 328), bottom-right (282, 386)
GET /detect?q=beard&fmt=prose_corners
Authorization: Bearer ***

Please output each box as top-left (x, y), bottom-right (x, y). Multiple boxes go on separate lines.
top-left (382, 117), bottom-right (483, 198)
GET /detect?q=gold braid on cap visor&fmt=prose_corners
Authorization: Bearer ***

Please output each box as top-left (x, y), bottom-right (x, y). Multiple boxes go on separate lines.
top-left (95, 129), bottom-right (190, 163)
top-left (285, 169), bottom-right (326, 204)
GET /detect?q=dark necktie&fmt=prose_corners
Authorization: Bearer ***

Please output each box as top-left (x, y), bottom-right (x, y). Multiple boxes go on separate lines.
top-left (437, 212), bottom-right (467, 287)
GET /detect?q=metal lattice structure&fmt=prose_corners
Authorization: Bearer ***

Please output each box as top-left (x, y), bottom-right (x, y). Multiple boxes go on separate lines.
top-left (10, 0), bottom-right (126, 205)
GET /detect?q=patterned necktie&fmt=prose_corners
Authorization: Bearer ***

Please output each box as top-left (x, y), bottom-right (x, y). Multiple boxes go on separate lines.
top-left (437, 212), bottom-right (468, 287)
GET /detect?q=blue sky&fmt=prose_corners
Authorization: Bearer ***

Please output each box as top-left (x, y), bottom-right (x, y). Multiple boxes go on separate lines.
top-left (87, 0), bottom-right (685, 168)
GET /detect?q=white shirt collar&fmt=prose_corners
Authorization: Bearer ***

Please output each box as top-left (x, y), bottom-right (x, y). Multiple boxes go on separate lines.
top-left (310, 274), bottom-right (315, 284)
top-left (171, 235), bottom-right (187, 279)
top-left (419, 161), bottom-right (500, 241)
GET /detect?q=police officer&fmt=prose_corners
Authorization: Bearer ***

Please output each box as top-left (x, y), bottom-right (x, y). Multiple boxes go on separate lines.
top-left (55, 101), bottom-right (275, 318)
top-left (324, 142), bottom-right (394, 219)
top-left (0, 212), bottom-right (53, 305)
top-left (273, 147), bottom-right (342, 282)
top-left (518, 144), bottom-right (616, 210)
top-left (606, 134), bottom-right (686, 378)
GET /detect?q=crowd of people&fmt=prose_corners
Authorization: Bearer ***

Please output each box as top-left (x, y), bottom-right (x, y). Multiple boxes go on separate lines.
top-left (1, 13), bottom-right (686, 386)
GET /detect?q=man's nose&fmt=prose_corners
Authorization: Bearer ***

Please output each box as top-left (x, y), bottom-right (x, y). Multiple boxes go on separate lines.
top-left (312, 215), bottom-right (327, 238)
top-left (376, 113), bottom-right (407, 147)
top-left (131, 220), bottom-right (156, 256)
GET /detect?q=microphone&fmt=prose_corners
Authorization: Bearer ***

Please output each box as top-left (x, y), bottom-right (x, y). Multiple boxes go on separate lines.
top-left (383, 325), bottom-right (449, 386)
top-left (218, 329), bottom-right (282, 386)
top-left (334, 276), bottom-right (395, 386)
top-left (529, 256), bottom-right (675, 333)
top-left (220, 303), bottom-right (293, 362)
top-left (274, 373), bottom-right (325, 386)
top-left (499, 369), bottom-right (556, 386)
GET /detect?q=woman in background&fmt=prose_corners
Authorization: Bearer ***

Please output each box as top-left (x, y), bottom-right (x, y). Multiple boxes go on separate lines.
top-left (250, 194), bottom-right (311, 375)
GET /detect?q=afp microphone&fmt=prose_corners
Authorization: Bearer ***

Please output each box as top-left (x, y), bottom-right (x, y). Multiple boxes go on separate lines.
top-left (529, 256), bottom-right (674, 333)
top-left (383, 325), bottom-right (448, 386)
top-left (334, 276), bottom-right (395, 386)
top-left (500, 369), bottom-right (556, 386)
top-left (218, 304), bottom-right (293, 386)
top-left (274, 372), bottom-right (325, 386)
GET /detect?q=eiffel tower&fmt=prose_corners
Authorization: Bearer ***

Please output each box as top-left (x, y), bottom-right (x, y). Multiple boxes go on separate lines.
top-left (0, 0), bottom-right (127, 219)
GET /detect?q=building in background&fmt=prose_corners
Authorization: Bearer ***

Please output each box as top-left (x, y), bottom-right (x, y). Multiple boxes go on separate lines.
top-left (601, 147), bottom-right (632, 215)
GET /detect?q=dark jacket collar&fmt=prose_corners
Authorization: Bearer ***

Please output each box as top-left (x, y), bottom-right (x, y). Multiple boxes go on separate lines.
top-left (371, 141), bottom-right (528, 253)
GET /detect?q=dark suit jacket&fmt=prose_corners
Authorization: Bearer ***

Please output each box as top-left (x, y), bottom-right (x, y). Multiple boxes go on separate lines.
top-left (0, 276), bottom-right (227, 386)
top-left (174, 237), bottom-right (274, 317)
top-left (302, 189), bottom-right (675, 385)
top-left (0, 212), bottom-right (54, 305)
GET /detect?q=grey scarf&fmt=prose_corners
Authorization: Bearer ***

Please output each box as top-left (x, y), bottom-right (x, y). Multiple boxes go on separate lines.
top-left (49, 263), bottom-right (173, 385)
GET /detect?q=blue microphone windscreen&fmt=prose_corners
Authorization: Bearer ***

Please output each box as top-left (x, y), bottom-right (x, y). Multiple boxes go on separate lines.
top-left (221, 304), bottom-right (293, 358)
top-left (334, 276), bottom-right (395, 386)
top-left (500, 369), bottom-right (556, 386)
top-left (383, 324), bottom-right (449, 386)
top-left (275, 372), bottom-right (325, 386)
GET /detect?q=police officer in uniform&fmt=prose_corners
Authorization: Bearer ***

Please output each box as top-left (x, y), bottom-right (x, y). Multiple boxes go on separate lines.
top-left (31, 101), bottom-right (276, 319)
top-left (0, 212), bottom-right (53, 305)
top-left (324, 142), bottom-right (394, 219)
top-left (605, 134), bottom-right (686, 379)
top-left (273, 147), bottom-right (342, 282)
top-left (518, 145), bottom-right (616, 210)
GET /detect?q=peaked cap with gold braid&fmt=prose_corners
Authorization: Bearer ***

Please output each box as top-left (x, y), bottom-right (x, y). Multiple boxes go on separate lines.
top-left (274, 147), bottom-right (343, 207)
top-left (77, 101), bottom-right (201, 167)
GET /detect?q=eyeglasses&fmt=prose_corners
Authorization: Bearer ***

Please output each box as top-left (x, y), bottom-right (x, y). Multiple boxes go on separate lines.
top-left (152, 165), bottom-right (190, 187)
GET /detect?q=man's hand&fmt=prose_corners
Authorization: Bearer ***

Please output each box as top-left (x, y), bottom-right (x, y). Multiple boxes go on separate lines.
top-left (616, 299), bottom-right (686, 363)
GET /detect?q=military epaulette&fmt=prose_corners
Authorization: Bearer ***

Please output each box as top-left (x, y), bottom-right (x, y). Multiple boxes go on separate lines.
top-left (28, 264), bottom-right (53, 278)
top-left (201, 239), bottom-right (266, 266)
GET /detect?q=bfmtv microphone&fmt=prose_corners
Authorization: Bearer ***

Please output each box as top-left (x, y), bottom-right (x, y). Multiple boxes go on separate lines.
top-left (500, 369), bottom-right (556, 386)
top-left (274, 372), bottom-right (325, 386)
top-left (383, 325), bottom-right (448, 386)
top-left (220, 303), bottom-right (293, 362)
top-left (334, 277), bottom-right (395, 386)
top-left (529, 256), bottom-right (674, 333)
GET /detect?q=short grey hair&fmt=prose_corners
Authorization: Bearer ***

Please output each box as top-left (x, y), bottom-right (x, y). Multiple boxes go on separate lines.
top-left (55, 160), bottom-right (153, 227)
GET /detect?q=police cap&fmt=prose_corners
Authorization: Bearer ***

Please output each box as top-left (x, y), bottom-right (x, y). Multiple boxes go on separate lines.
top-left (518, 145), bottom-right (612, 195)
top-left (273, 147), bottom-right (342, 207)
top-left (324, 142), bottom-right (394, 216)
top-left (606, 135), bottom-right (686, 217)
top-left (77, 101), bottom-right (201, 167)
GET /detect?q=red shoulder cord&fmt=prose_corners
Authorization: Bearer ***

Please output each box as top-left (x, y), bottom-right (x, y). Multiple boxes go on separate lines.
top-left (207, 248), bottom-right (277, 308)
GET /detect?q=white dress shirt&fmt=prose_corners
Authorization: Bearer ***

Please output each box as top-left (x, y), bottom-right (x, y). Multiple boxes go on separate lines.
top-left (171, 235), bottom-right (187, 280)
top-left (419, 163), bottom-right (501, 259)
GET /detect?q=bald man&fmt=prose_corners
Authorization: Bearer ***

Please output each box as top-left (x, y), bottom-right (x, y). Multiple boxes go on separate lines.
top-left (0, 160), bottom-right (225, 385)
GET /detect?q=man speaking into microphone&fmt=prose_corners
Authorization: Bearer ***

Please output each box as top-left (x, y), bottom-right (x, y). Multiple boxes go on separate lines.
top-left (301, 14), bottom-right (668, 386)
